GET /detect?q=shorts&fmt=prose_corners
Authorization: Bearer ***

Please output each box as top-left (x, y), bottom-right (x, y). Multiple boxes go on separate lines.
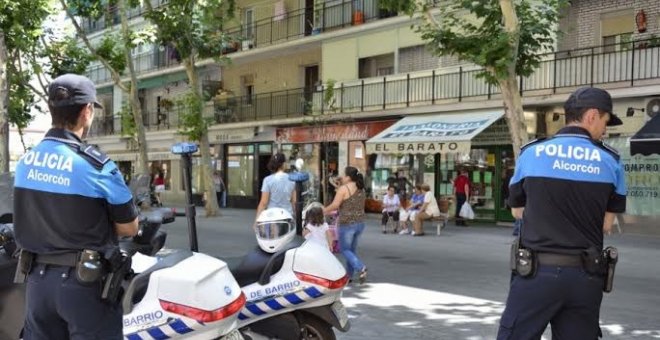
top-left (154, 184), bottom-right (165, 192)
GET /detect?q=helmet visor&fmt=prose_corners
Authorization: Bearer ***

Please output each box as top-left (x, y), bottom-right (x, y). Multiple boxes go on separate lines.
top-left (256, 221), bottom-right (293, 239)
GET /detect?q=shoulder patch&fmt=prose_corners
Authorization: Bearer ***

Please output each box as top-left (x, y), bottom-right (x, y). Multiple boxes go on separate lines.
top-left (80, 144), bottom-right (110, 170)
top-left (593, 140), bottom-right (621, 161)
top-left (520, 138), bottom-right (547, 152)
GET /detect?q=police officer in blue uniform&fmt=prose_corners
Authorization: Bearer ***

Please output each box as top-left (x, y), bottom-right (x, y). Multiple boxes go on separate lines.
top-left (13, 74), bottom-right (139, 339)
top-left (497, 87), bottom-right (626, 339)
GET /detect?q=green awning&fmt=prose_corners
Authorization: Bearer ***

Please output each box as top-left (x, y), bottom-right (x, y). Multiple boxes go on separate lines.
top-left (138, 71), bottom-right (188, 90)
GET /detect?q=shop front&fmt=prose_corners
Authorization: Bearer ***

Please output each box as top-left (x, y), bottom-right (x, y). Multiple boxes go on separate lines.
top-left (606, 114), bottom-right (660, 235)
top-left (208, 126), bottom-right (277, 208)
top-left (276, 120), bottom-right (396, 205)
top-left (366, 110), bottom-right (516, 222)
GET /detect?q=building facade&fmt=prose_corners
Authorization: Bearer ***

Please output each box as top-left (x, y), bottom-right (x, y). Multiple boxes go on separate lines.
top-left (82, 0), bottom-right (660, 231)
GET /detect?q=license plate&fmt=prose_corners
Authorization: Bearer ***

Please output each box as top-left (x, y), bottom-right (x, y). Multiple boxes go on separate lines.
top-left (331, 301), bottom-right (349, 328)
top-left (221, 330), bottom-right (244, 340)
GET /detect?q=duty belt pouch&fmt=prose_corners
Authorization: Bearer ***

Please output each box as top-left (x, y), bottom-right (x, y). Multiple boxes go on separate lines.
top-left (14, 249), bottom-right (34, 284)
top-left (581, 247), bottom-right (606, 276)
top-left (75, 250), bottom-right (103, 284)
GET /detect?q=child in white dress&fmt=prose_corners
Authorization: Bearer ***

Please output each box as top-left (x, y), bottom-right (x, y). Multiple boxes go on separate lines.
top-left (303, 206), bottom-right (334, 251)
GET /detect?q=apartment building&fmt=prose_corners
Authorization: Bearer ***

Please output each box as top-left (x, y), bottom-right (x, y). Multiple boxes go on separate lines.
top-left (84, 0), bottom-right (660, 230)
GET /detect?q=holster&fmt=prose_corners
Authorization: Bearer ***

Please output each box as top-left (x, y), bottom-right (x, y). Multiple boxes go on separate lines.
top-left (14, 249), bottom-right (34, 284)
top-left (101, 253), bottom-right (131, 303)
top-left (603, 246), bottom-right (618, 293)
top-left (510, 238), bottom-right (536, 278)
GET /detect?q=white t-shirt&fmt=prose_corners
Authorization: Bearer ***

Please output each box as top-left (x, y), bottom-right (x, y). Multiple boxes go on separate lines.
top-left (382, 194), bottom-right (400, 212)
top-left (305, 222), bottom-right (330, 246)
top-left (423, 191), bottom-right (441, 217)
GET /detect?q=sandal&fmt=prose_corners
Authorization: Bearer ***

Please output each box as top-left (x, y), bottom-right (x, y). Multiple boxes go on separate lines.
top-left (358, 267), bottom-right (368, 285)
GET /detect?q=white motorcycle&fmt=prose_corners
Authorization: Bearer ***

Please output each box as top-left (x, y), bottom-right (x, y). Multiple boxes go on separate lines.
top-left (226, 207), bottom-right (350, 340)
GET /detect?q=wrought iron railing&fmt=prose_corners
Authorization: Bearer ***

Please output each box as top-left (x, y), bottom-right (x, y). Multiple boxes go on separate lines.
top-left (89, 39), bottom-right (660, 137)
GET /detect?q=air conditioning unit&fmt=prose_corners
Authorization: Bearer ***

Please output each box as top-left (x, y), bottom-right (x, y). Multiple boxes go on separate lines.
top-left (645, 97), bottom-right (660, 121)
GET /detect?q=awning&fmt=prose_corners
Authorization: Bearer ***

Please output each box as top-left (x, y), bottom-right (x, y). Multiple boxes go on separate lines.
top-left (630, 114), bottom-right (660, 156)
top-left (366, 110), bottom-right (505, 154)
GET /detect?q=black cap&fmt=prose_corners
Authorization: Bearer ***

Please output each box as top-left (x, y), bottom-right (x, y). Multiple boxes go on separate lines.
top-left (564, 87), bottom-right (622, 126)
top-left (48, 74), bottom-right (103, 109)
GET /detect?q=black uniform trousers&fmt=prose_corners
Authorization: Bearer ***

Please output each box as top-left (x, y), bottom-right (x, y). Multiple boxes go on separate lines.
top-left (24, 264), bottom-right (122, 340)
top-left (497, 265), bottom-right (604, 340)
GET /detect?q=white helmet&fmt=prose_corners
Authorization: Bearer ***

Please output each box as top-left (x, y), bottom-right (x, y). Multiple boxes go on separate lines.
top-left (255, 208), bottom-right (296, 253)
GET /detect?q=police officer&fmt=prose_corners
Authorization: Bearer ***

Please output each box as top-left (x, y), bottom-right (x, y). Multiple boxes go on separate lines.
top-left (13, 74), bottom-right (139, 339)
top-left (497, 87), bottom-right (626, 339)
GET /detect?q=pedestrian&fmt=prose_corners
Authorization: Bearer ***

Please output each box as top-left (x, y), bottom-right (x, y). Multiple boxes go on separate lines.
top-left (256, 152), bottom-right (296, 222)
top-left (380, 185), bottom-right (401, 233)
top-left (453, 168), bottom-right (471, 226)
top-left (398, 184), bottom-right (424, 235)
top-left (153, 170), bottom-right (165, 207)
top-left (303, 206), bottom-right (334, 251)
top-left (213, 170), bottom-right (226, 208)
top-left (497, 87), bottom-right (626, 339)
top-left (323, 166), bottom-right (368, 284)
top-left (12, 73), bottom-right (139, 339)
top-left (411, 183), bottom-right (441, 236)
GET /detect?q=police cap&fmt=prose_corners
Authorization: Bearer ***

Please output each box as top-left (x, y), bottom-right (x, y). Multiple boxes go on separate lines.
top-left (48, 74), bottom-right (103, 109)
top-left (564, 87), bottom-right (622, 126)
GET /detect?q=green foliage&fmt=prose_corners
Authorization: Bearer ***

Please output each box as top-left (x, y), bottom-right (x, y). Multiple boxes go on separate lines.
top-left (0, 0), bottom-right (51, 52)
top-left (381, 0), bottom-right (565, 84)
top-left (7, 70), bottom-right (38, 131)
top-left (119, 103), bottom-right (137, 137)
top-left (95, 34), bottom-right (127, 74)
top-left (144, 0), bottom-right (235, 62)
top-left (39, 34), bottom-right (93, 77)
top-left (175, 91), bottom-right (213, 141)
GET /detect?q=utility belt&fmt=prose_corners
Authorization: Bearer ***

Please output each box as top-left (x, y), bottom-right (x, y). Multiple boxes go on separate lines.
top-left (14, 247), bottom-right (132, 302)
top-left (510, 239), bottom-right (619, 293)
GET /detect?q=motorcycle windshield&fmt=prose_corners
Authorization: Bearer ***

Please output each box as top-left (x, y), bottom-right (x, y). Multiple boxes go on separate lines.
top-left (0, 173), bottom-right (13, 218)
top-left (128, 174), bottom-right (151, 203)
top-left (256, 221), bottom-right (293, 239)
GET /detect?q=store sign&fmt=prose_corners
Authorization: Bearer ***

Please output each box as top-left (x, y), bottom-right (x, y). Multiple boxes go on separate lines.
top-left (276, 120), bottom-right (396, 143)
top-left (368, 141), bottom-right (470, 155)
top-left (209, 128), bottom-right (256, 143)
top-left (366, 111), bottom-right (504, 155)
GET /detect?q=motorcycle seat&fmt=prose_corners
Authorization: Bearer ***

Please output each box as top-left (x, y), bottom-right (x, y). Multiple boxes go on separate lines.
top-left (228, 238), bottom-right (303, 287)
top-left (122, 249), bottom-right (193, 314)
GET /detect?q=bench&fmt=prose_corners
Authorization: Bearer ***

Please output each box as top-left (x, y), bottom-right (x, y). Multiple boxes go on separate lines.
top-left (433, 212), bottom-right (449, 236)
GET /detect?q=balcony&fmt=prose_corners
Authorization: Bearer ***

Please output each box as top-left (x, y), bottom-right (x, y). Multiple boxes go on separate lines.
top-left (85, 0), bottom-right (397, 84)
top-left (89, 39), bottom-right (660, 138)
top-left (81, 0), bottom-right (168, 35)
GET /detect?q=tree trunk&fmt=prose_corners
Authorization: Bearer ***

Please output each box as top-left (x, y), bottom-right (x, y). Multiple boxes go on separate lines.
top-left (184, 56), bottom-right (219, 217)
top-left (0, 32), bottom-right (9, 173)
top-left (499, 0), bottom-right (528, 159)
top-left (499, 77), bottom-right (528, 159)
top-left (119, 0), bottom-right (150, 177)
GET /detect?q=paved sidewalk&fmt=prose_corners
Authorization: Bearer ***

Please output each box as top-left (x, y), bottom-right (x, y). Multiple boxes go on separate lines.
top-left (159, 207), bottom-right (660, 339)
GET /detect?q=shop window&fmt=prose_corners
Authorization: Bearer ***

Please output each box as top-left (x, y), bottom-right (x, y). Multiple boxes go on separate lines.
top-left (281, 143), bottom-right (321, 202)
top-left (227, 154), bottom-right (255, 196)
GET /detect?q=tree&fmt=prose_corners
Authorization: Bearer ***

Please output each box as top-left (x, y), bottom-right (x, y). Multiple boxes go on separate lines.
top-left (0, 0), bottom-right (52, 172)
top-left (61, 0), bottom-right (152, 176)
top-left (381, 0), bottom-right (565, 158)
top-left (144, 0), bottom-right (235, 216)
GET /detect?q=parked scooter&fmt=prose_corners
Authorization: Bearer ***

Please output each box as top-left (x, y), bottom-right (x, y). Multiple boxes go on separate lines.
top-left (228, 207), bottom-right (350, 340)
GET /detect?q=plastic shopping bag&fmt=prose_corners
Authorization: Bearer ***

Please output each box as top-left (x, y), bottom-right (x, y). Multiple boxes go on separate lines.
top-left (459, 202), bottom-right (475, 220)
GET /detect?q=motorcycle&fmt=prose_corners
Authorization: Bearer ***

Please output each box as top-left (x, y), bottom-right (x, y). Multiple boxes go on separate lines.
top-left (226, 206), bottom-right (351, 340)
top-left (0, 172), bottom-right (247, 340)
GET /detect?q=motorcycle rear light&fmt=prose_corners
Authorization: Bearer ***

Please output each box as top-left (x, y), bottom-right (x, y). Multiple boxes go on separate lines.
top-left (295, 272), bottom-right (349, 289)
top-left (159, 292), bottom-right (246, 322)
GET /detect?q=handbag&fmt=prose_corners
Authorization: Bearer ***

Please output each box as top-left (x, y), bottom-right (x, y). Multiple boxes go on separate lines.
top-left (459, 202), bottom-right (475, 220)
